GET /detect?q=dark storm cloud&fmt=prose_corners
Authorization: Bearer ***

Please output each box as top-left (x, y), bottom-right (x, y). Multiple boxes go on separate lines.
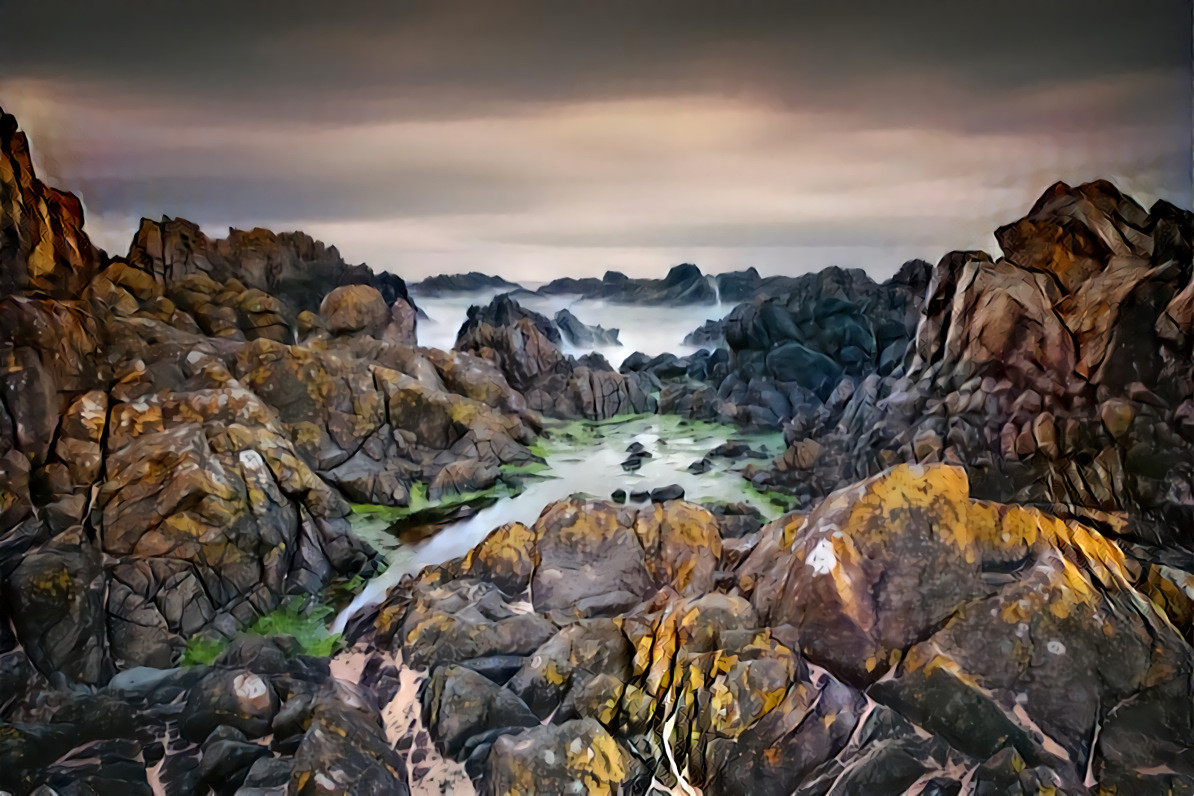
top-left (0, 1), bottom-right (1189, 278)
top-left (3, 1), bottom-right (1187, 120)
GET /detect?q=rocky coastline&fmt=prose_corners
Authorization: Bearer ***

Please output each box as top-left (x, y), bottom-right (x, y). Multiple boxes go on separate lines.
top-left (1, 105), bottom-right (1191, 794)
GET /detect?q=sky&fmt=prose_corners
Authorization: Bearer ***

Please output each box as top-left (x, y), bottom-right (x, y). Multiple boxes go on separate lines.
top-left (1, 1), bottom-right (1190, 281)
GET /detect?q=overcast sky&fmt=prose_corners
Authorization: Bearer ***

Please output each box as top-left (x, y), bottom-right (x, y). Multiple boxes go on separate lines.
top-left (1, 1), bottom-right (1190, 280)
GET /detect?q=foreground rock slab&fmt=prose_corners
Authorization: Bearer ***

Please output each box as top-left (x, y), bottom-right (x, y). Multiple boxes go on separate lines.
top-left (342, 463), bottom-right (1193, 794)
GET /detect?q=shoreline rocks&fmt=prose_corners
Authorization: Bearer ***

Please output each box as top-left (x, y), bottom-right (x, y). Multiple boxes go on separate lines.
top-left (2, 102), bottom-right (1193, 794)
top-left (339, 464), bottom-right (1192, 794)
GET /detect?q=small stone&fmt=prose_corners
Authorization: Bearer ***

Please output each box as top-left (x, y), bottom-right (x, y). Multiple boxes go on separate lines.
top-left (1100, 399), bottom-right (1134, 439)
top-left (650, 484), bottom-right (685, 502)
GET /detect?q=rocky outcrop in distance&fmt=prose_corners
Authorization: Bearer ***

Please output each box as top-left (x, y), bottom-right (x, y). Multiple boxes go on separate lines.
top-left (456, 294), bottom-right (653, 420)
top-left (409, 271), bottom-right (523, 296)
top-left (417, 262), bottom-right (812, 306)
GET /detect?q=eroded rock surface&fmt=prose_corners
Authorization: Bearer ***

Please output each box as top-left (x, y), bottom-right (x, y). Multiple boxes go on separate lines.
top-left (345, 464), bottom-right (1192, 794)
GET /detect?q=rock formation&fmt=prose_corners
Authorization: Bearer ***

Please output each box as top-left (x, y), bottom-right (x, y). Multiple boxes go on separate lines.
top-left (456, 294), bottom-right (654, 420)
top-left (409, 272), bottom-right (523, 296)
top-left (347, 465), bottom-right (1192, 794)
top-left (1, 101), bottom-right (1191, 795)
top-left (0, 107), bottom-right (536, 791)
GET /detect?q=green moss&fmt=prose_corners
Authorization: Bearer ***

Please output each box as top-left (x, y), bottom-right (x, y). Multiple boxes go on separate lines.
top-left (180, 635), bottom-right (227, 666)
top-left (250, 597), bottom-right (342, 657)
top-left (500, 460), bottom-right (550, 478)
top-left (179, 596), bottom-right (344, 666)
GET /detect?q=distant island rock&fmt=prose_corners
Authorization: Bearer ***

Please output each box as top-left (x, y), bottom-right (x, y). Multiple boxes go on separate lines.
top-left (410, 271), bottom-right (523, 295)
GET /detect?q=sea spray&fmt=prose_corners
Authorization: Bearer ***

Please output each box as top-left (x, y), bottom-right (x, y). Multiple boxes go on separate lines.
top-left (414, 290), bottom-right (724, 367)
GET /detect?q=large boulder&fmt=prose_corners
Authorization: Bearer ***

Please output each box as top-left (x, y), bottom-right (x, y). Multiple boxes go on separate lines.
top-left (4, 526), bottom-right (110, 684)
top-left (739, 463), bottom-right (1190, 788)
top-left (320, 284), bottom-right (390, 337)
top-left (457, 316), bottom-right (571, 393)
top-left (530, 499), bottom-right (722, 620)
top-left (95, 388), bottom-right (373, 666)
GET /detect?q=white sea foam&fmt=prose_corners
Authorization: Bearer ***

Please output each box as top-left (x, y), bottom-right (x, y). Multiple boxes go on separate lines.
top-left (413, 290), bottom-right (724, 367)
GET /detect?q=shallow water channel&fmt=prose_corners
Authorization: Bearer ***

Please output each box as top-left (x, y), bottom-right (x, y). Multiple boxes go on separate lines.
top-left (333, 413), bottom-right (786, 632)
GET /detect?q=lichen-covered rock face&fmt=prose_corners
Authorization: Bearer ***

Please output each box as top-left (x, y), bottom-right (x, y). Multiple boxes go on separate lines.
top-left (0, 107), bottom-right (536, 792)
top-left (349, 466), bottom-right (1193, 794)
top-left (485, 718), bottom-right (644, 795)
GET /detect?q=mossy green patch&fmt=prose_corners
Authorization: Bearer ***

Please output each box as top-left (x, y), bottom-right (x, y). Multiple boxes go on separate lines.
top-left (180, 634), bottom-right (226, 666)
top-left (250, 597), bottom-right (342, 657)
top-left (178, 596), bottom-right (344, 666)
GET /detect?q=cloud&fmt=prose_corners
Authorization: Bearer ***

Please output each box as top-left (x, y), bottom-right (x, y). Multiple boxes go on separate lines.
top-left (0, 2), bottom-right (1188, 280)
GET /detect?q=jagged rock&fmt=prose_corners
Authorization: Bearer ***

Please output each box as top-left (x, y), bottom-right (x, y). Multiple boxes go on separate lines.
top-left (424, 664), bottom-right (539, 759)
top-left (507, 620), bottom-right (632, 720)
top-left (3, 101), bottom-right (1194, 796)
top-left (456, 294), bottom-right (654, 420)
top-left (458, 293), bottom-right (561, 346)
top-left (5, 526), bottom-right (110, 684)
top-left (384, 297), bottom-right (418, 346)
top-left (557, 366), bottom-right (654, 420)
top-left (93, 388), bottom-right (374, 665)
top-left (776, 438), bottom-right (822, 471)
top-left (996, 179), bottom-right (1151, 293)
top-left (457, 316), bottom-right (571, 392)
top-left (352, 457), bottom-right (1193, 794)
top-left (553, 308), bottom-right (620, 347)
top-left (397, 577), bottom-right (557, 670)
top-left (127, 216), bottom-right (412, 319)
top-left (287, 680), bottom-right (409, 794)
top-left (0, 111), bottom-right (102, 297)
